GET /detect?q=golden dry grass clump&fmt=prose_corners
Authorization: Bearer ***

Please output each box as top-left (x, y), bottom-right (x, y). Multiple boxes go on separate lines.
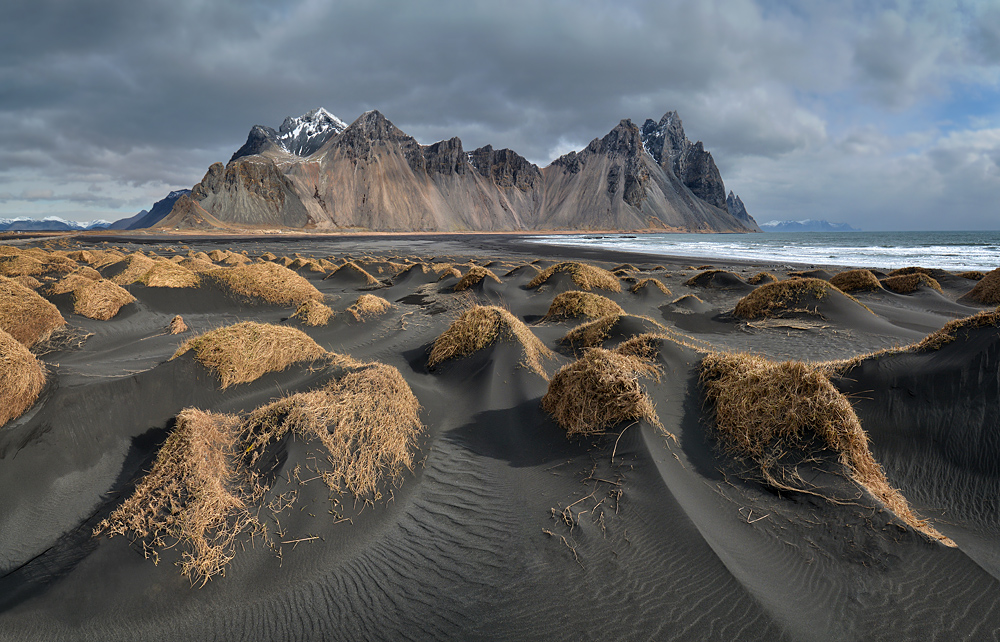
top-left (177, 257), bottom-right (219, 274)
top-left (141, 261), bottom-right (200, 288)
top-left (259, 251), bottom-right (278, 261)
top-left (109, 253), bottom-right (156, 285)
top-left (733, 278), bottom-right (836, 319)
top-left (220, 252), bottom-right (251, 267)
top-left (541, 345), bottom-right (661, 436)
top-left (629, 278), bottom-right (671, 295)
top-left (960, 267), bottom-right (1000, 304)
top-left (829, 269), bottom-right (883, 293)
top-left (325, 261), bottom-right (380, 287)
top-left (207, 249), bottom-right (228, 262)
top-left (291, 299), bottom-right (335, 326)
top-left (558, 314), bottom-right (666, 350)
top-left (210, 262), bottom-right (323, 305)
top-left (889, 266), bottom-right (933, 277)
top-left (914, 310), bottom-right (1000, 351)
top-left (542, 290), bottom-right (624, 321)
top-left (169, 315), bottom-right (189, 334)
top-left (11, 275), bottom-right (42, 290)
top-left (242, 362), bottom-right (423, 501)
top-left (747, 272), bottom-right (778, 285)
top-left (0, 276), bottom-right (66, 347)
top-left (881, 273), bottom-right (942, 294)
top-left (0, 328), bottom-right (46, 427)
top-left (528, 261), bottom-right (621, 292)
top-left (346, 294), bottom-right (392, 322)
top-left (959, 270), bottom-right (985, 280)
top-left (699, 352), bottom-right (951, 544)
top-left (684, 269), bottom-right (742, 287)
top-left (64, 277), bottom-right (135, 320)
top-left (173, 321), bottom-right (325, 388)
top-left (453, 265), bottom-right (502, 292)
top-left (428, 305), bottom-right (553, 377)
top-left (0, 250), bottom-right (77, 277)
top-left (94, 409), bottom-right (262, 586)
top-left (66, 250), bottom-right (94, 263)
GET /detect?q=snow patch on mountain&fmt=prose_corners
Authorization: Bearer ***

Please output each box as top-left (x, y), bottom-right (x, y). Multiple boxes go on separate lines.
top-left (277, 108), bottom-right (347, 156)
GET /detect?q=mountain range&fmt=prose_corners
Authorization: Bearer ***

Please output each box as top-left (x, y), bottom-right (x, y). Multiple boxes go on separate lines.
top-left (154, 108), bottom-right (758, 233)
top-left (760, 219), bottom-right (860, 232)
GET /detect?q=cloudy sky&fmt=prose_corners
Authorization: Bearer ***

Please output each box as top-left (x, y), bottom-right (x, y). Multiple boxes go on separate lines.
top-left (2, 0), bottom-right (999, 230)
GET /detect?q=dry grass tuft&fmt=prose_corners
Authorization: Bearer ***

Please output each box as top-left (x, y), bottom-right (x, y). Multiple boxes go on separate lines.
top-left (541, 346), bottom-right (661, 436)
top-left (259, 251), bottom-right (278, 261)
top-left (960, 268), bottom-right (1000, 304)
top-left (0, 251), bottom-right (77, 277)
top-left (169, 315), bottom-right (188, 334)
top-left (94, 409), bottom-right (263, 585)
top-left (109, 253), bottom-right (156, 285)
top-left (11, 275), bottom-right (42, 290)
top-left (958, 270), bottom-right (985, 280)
top-left (346, 294), bottom-right (392, 322)
top-left (629, 278), bottom-right (671, 295)
top-left (684, 269), bottom-right (742, 287)
top-left (733, 278), bottom-right (836, 319)
top-left (67, 250), bottom-right (95, 263)
top-left (325, 261), bottom-right (380, 287)
top-left (291, 299), bottom-right (335, 326)
top-left (177, 257), bottom-right (219, 274)
top-left (0, 276), bottom-right (66, 347)
top-left (913, 309), bottom-right (1000, 351)
top-left (747, 272), bottom-right (778, 285)
top-left (0, 328), bottom-right (46, 427)
top-left (699, 352), bottom-right (951, 544)
top-left (209, 262), bottom-right (323, 305)
top-left (542, 290), bottom-right (624, 321)
top-left (830, 269), bottom-right (883, 293)
top-left (453, 265), bottom-right (502, 292)
top-left (428, 305), bottom-right (553, 377)
top-left (221, 252), bottom-right (251, 267)
top-left (435, 265), bottom-right (462, 280)
top-left (528, 261), bottom-right (621, 292)
top-left (207, 249), bottom-right (228, 262)
top-left (558, 314), bottom-right (666, 350)
top-left (888, 266), bottom-right (933, 277)
top-left (173, 321), bottom-right (325, 388)
top-left (242, 362), bottom-right (423, 501)
top-left (141, 261), bottom-right (200, 288)
top-left (504, 264), bottom-right (541, 277)
top-left (881, 273), bottom-right (942, 294)
top-left (71, 279), bottom-right (136, 320)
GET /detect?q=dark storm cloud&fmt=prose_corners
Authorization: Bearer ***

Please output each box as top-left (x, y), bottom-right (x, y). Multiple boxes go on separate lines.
top-left (1, 0), bottom-right (999, 228)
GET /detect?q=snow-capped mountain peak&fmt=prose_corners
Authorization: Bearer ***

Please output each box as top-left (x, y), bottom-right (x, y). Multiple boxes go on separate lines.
top-left (276, 107), bottom-right (348, 156)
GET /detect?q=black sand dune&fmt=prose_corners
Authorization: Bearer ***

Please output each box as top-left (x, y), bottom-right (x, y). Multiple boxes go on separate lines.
top-left (2, 235), bottom-right (1000, 641)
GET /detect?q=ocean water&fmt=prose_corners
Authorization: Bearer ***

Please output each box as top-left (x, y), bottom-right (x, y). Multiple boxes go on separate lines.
top-left (527, 231), bottom-right (1000, 272)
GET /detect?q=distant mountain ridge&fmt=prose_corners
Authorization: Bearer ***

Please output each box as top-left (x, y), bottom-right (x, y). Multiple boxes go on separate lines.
top-left (761, 219), bottom-right (860, 232)
top-left (159, 108), bottom-right (759, 234)
top-left (0, 217), bottom-right (112, 232)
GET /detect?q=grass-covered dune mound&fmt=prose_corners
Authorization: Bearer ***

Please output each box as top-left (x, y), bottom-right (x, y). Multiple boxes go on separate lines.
top-left (733, 277), bottom-right (868, 320)
top-left (541, 290), bottom-right (624, 322)
top-left (959, 267), bottom-right (1000, 305)
top-left (541, 343), bottom-right (661, 436)
top-left (453, 265), bottom-right (502, 292)
top-left (209, 262), bottom-right (324, 305)
top-left (428, 305), bottom-right (553, 378)
top-left (700, 351), bottom-right (951, 544)
top-left (527, 261), bottom-right (621, 292)
top-left (172, 321), bottom-right (326, 388)
top-left (346, 294), bottom-right (392, 322)
top-left (880, 273), bottom-right (943, 294)
top-left (684, 270), bottom-right (750, 290)
top-left (0, 327), bottom-right (46, 427)
top-left (829, 269), bottom-right (883, 293)
top-left (0, 276), bottom-right (66, 348)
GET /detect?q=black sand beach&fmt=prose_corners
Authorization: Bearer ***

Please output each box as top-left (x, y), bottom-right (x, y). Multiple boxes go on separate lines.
top-left (1, 233), bottom-right (999, 641)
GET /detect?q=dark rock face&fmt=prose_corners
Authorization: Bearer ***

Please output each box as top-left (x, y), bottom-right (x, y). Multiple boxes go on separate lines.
top-left (727, 191), bottom-right (756, 225)
top-left (469, 145), bottom-right (541, 191)
top-left (641, 112), bottom-right (727, 210)
top-left (422, 137), bottom-right (469, 176)
top-left (276, 108), bottom-right (346, 156)
top-left (230, 126), bottom-right (280, 162)
top-left (332, 110), bottom-right (426, 172)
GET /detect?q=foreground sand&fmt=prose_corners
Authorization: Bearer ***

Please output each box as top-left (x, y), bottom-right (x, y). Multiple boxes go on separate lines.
top-left (1, 233), bottom-right (999, 641)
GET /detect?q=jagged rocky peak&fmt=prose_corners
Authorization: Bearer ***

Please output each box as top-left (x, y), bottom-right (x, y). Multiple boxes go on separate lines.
top-left (277, 107), bottom-right (347, 156)
top-left (640, 111), bottom-right (727, 210)
top-left (422, 137), bottom-right (469, 176)
top-left (332, 110), bottom-right (425, 171)
top-left (469, 145), bottom-right (541, 191)
top-left (726, 190), bottom-right (755, 224)
top-left (593, 119), bottom-right (644, 157)
top-left (230, 107), bottom-right (348, 161)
